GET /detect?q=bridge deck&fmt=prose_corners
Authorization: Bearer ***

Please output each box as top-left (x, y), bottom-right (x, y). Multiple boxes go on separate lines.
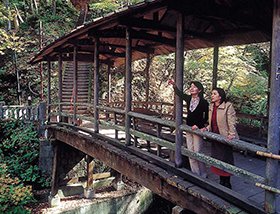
top-left (101, 128), bottom-right (280, 213)
top-left (49, 124), bottom-right (279, 214)
top-left (203, 143), bottom-right (280, 213)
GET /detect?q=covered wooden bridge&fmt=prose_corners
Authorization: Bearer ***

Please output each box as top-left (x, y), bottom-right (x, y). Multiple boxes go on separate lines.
top-left (30, 0), bottom-right (280, 213)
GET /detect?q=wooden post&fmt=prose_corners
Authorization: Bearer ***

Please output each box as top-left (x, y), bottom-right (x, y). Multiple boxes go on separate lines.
top-left (73, 46), bottom-right (78, 124)
top-left (175, 13), bottom-right (184, 167)
top-left (133, 117), bottom-right (138, 147)
top-left (125, 27), bottom-right (132, 146)
top-left (156, 124), bottom-right (162, 156)
top-left (93, 37), bottom-right (100, 133)
top-left (27, 96), bottom-right (32, 120)
top-left (145, 54), bottom-right (151, 102)
top-left (0, 101), bottom-right (5, 119)
top-left (47, 59), bottom-right (51, 122)
top-left (50, 141), bottom-right (60, 197)
top-left (107, 64), bottom-right (112, 103)
top-left (212, 46), bottom-right (219, 89)
top-left (38, 102), bottom-right (46, 138)
top-left (39, 21), bottom-right (44, 100)
top-left (114, 112), bottom-right (118, 139)
top-left (58, 53), bottom-right (63, 120)
top-left (265, 1), bottom-right (280, 213)
top-left (86, 155), bottom-right (94, 188)
top-left (106, 64), bottom-right (111, 121)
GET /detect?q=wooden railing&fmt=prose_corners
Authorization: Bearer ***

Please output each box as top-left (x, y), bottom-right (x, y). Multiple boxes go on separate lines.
top-left (2, 100), bottom-right (277, 212)
top-left (236, 112), bottom-right (268, 139)
top-left (50, 101), bottom-right (268, 140)
top-left (46, 101), bottom-right (280, 212)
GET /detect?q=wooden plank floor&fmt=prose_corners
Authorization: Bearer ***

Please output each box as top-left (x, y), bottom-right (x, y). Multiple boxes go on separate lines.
top-left (200, 142), bottom-right (280, 213)
top-left (98, 127), bottom-right (280, 213)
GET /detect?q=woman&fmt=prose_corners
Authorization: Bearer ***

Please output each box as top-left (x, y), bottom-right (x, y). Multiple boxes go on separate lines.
top-left (169, 80), bottom-right (209, 177)
top-left (205, 88), bottom-right (238, 189)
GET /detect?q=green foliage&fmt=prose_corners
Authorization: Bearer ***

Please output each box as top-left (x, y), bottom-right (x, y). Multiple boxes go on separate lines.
top-left (0, 120), bottom-right (50, 188)
top-left (0, 164), bottom-right (34, 214)
top-left (36, 1), bottom-right (78, 38)
top-left (0, 0), bottom-right (78, 104)
top-left (89, 0), bottom-right (143, 19)
top-left (89, 0), bottom-right (119, 18)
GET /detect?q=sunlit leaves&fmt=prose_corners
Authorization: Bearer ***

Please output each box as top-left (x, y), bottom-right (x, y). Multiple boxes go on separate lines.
top-left (0, 164), bottom-right (33, 213)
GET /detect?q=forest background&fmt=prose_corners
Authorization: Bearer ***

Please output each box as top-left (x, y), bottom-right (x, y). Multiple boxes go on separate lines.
top-left (0, 0), bottom-right (271, 213)
top-left (0, 0), bottom-right (270, 117)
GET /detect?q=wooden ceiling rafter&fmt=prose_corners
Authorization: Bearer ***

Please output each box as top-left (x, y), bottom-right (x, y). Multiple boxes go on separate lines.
top-left (119, 17), bottom-right (176, 33)
top-left (30, 0), bottom-right (272, 66)
top-left (101, 43), bottom-right (154, 54)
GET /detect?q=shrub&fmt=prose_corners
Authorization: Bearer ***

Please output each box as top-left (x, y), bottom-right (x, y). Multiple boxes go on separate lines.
top-left (0, 164), bottom-right (34, 214)
top-left (0, 119), bottom-right (50, 188)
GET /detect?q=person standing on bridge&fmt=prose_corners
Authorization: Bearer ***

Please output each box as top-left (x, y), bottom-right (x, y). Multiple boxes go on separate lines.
top-left (168, 80), bottom-right (209, 178)
top-left (203, 88), bottom-right (238, 189)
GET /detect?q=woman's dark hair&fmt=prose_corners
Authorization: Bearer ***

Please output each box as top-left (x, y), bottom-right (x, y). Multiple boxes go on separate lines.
top-left (191, 81), bottom-right (204, 99)
top-left (213, 87), bottom-right (227, 103)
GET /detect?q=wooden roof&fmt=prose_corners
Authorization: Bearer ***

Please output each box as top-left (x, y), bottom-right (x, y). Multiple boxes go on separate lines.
top-left (30, 0), bottom-right (272, 66)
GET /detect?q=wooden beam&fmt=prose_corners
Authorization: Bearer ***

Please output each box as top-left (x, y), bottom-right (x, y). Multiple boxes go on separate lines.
top-left (68, 38), bottom-right (94, 46)
top-left (89, 28), bottom-right (176, 47)
top-left (119, 17), bottom-right (176, 33)
top-left (101, 50), bottom-right (125, 58)
top-left (53, 46), bottom-right (126, 58)
top-left (101, 43), bottom-right (155, 54)
top-left (89, 28), bottom-right (125, 39)
top-left (131, 30), bottom-right (176, 47)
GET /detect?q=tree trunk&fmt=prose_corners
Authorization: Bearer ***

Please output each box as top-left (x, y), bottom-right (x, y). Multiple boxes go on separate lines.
top-left (52, 0), bottom-right (56, 15)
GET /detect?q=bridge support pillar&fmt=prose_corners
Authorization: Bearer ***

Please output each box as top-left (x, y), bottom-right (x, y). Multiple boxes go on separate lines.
top-left (172, 206), bottom-right (185, 214)
top-left (39, 139), bottom-right (53, 175)
top-left (84, 187), bottom-right (95, 199)
top-left (50, 141), bottom-right (60, 197)
top-left (112, 171), bottom-right (125, 190)
top-left (48, 194), bottom-right (61, 207)
top-left (84, 155), bottom-right (95, 199)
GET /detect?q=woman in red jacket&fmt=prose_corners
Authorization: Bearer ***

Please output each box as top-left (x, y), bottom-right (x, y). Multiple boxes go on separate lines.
top-left (205, 88), bottom-right (238, 189)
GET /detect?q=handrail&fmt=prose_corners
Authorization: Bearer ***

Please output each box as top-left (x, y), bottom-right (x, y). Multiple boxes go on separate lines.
top-left (236, 112), bottom-right (267, 120)
top-left (49, 120), bottom-right (280, 195)
top-left (49, 105), bottom-right (270, 155)
top-left (180, 124), bottom-right (267, 153)
top-left (46, 102), bottom-right (280, 196)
